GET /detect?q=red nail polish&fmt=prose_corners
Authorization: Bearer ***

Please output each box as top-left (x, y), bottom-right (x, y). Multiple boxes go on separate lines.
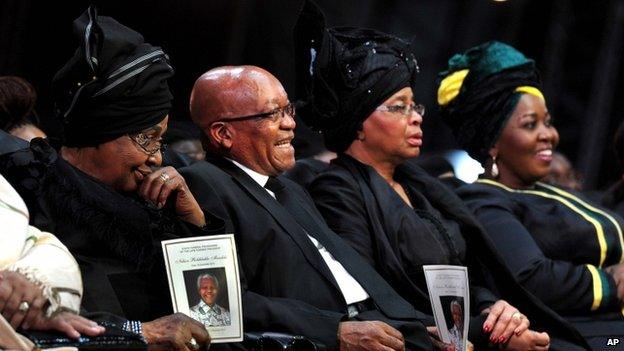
top-left (499, 336), bottom-right (506, 343)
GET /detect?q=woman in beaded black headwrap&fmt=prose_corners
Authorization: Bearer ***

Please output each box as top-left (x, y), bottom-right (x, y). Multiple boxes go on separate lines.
top-left (0, 7), bottom-right (219, 350)
top-left (298, 1), bottom-right (588, 350)
top-left (442, 41), bottom-right (624, 348)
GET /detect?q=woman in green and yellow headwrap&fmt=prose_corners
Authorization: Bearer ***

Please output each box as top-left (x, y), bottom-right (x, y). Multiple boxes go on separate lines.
top-left (441, 41), bottom-right (624, 348)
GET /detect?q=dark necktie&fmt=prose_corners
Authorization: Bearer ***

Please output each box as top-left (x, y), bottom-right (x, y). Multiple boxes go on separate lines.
top-left (265, 176), bottom-right (285, 200)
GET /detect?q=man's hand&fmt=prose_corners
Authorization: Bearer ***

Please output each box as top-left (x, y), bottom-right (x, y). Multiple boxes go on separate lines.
top-left (143, 313), bottom-right (210, 351)
top-left (500, 330), bottom-right (550, 351)
top-left (426, 326), bottom-right (456, 351)
top-left (338, 321), bottom-right (405, 351)
top-left (482, 300), bottom-right (529, 345)
top-left (28, 312), bottom-right (106, 339)
top-left (138, 167), bottom-right (205, 227)
top-left (0, 271), bottom-right (46, 329)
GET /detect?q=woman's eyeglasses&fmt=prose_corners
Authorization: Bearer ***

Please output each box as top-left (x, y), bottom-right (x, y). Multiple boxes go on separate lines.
top-left (128, 132), bottom-right (165, 156)
top-left (376, 103), bottom-right (425, 117)
top-left (215, 103), bottom-right (295, 124)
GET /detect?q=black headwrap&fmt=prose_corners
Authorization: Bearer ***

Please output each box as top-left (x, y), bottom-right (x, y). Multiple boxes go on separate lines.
top-left (294, 0), bottom-right (420, 153)
top-left (436, 41), bottom-right (542, 164)
top-left (52, 6), bottom-right (174, 147)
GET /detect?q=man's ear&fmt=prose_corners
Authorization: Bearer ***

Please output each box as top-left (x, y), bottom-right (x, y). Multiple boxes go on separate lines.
top-left (209, 122), bottom-right (233, 149)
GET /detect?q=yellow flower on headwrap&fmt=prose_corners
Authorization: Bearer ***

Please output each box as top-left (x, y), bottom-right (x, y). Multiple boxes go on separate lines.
top-left (515, 86), bottom-right (545, 102)
top-left (437, 69), bottom-right (469, 106)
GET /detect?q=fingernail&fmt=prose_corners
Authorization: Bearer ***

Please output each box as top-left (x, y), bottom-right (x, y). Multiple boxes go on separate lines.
top-left (157, 201), bottom-right (164, 209)
top-left (490, 336), bottom-right (496, 343)
top-left (483, 324), bottom-right (491, 333)
top-left (499, 336), bottom-right (506, 343)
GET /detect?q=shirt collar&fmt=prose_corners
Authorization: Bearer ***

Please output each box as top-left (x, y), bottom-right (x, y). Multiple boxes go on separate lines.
top-left (198, 299), bottom-right (218, 312)
top-left (227, 158), bottom-right (270, 188)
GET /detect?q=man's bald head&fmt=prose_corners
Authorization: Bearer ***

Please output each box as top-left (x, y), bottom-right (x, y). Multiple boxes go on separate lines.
top-left (188, 65), bottom-right (296, 176)
top-left (189, 65), bottom-right (285, 130)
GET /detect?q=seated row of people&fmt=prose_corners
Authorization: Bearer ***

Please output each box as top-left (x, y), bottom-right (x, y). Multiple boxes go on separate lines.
top-left (1, 2), bottom-right (622, 351)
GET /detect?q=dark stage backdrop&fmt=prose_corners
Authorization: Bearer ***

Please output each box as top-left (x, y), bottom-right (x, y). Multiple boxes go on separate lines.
top-left (1, 0), bottom-right (622, 190)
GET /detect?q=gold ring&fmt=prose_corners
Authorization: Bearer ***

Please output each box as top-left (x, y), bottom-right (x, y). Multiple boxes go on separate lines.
top-left (511, 312), bottom-right (523, 322)
top-left (18, 301), bottom-right (30, 312)
top-left (187, 337), bottom-right (199, 351)
top-left (159, 172), bottom-right (171, 184)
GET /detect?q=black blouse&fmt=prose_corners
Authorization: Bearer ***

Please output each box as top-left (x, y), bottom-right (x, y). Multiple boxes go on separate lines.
top-left (457, 179), bottom-right (624, 314)
top-left (393, 174), bottom-right (467, 289)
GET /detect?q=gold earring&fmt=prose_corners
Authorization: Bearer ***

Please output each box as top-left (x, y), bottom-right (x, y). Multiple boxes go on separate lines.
top-left (491, 156), bottom-right (499, 178)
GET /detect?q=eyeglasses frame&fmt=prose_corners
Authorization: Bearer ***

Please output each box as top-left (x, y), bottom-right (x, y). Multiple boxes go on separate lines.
top-left (213, 102), bottom-right (295, 124)
top-left (376, 103), bottom-right (425, 117)
top-left (128, 132), bottom-right (165, 156)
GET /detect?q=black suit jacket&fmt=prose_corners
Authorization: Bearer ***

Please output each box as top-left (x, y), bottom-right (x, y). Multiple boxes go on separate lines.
top-left (180, 157), bottom-right (432, 350)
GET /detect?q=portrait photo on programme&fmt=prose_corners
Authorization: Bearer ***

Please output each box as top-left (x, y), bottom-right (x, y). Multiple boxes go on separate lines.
top-left (184, 268), bottom-right (232, 328)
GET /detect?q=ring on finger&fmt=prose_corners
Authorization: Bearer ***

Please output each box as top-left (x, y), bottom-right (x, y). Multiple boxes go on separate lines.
top-left (159, 172), bottom-right (171, 184)
top-left (18, 301), bottom-right (30, 312)
top-left (187, 337), bottom-right (199, 351)
top-left (511, 311), bottom-right (523, 322)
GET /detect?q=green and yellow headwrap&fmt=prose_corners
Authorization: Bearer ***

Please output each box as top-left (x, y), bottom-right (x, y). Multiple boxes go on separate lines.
top-left (436, 41), bottom-right (544, 163)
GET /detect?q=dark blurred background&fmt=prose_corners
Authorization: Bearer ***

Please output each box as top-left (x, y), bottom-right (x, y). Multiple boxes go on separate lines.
top-left (1, 0), bottom-right (623, 189)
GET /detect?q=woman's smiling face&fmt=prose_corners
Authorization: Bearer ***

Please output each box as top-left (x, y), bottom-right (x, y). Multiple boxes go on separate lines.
top-left (492, 94), bottom-right (559, 188)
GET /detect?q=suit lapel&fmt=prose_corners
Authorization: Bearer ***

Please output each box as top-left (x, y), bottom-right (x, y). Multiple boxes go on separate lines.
top-left (207, 157), bottom-right (342, 294)
top-left (277, 179), bottom-right (423, 319)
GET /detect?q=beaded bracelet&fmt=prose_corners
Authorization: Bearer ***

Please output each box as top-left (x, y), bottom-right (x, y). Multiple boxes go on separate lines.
top-left (122, 320), bottom-right (144, 339)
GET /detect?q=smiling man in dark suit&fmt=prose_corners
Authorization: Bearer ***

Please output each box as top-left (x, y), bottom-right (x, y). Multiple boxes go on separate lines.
top-left (180, 65), bottom-right (436, 351)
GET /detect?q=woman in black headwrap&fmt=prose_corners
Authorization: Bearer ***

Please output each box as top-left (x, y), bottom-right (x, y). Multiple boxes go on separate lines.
top-left (297, 1), bottom-right (589, 350)
top-left (440, 41), bottom-right (624, 349)
top-left (0, 7), bottom-right (218, 350)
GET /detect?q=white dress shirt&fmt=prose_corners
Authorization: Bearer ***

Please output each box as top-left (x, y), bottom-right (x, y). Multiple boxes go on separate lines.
top-left (229, 159), bottom-right (369, 304)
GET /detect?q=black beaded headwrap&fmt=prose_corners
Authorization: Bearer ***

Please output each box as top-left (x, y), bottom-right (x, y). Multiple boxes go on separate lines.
top-left (294, 0), bottom-right (419, 153)
top-left (52, 6), bottom-right (174, 147)
top-left (436, 41), bottom-right (542, 164)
